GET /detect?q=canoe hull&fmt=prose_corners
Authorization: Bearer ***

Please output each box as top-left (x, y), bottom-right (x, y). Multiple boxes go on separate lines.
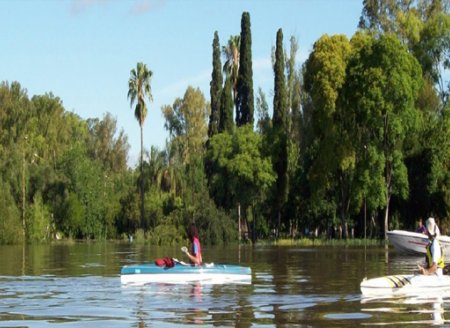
top-left (120, 263), bottom-right (252, 285)
top-left (387, 230), bottom-right (450, 256)
top-left (361, 274), bottom-right (450, 296)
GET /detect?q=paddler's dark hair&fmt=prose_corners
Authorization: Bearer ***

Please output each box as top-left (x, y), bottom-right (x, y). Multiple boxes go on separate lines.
top-left (187, 223), bottom-right (198, 241)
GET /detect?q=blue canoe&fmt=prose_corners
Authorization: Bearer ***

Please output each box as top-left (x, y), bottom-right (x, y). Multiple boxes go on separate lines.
top-left (120, 262), bottom-right (252, 285)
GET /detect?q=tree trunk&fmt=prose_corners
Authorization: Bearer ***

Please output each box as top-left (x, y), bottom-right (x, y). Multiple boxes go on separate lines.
top-left (340, 205), bottom-right (349, 239)
top-left (277, 210), bottom-right (281, 238)
top-left (140, 124), bottom-right (145, 230)
top-left (384, 196), bottom-right (390, 241)
top-left (238, 203), bottom-right (241, 243)
top-left (22, 149), bottom-right (26, 239)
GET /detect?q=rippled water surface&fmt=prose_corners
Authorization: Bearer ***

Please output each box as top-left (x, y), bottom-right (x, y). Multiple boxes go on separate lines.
top-left (0, 243), bottom-right (449, 327)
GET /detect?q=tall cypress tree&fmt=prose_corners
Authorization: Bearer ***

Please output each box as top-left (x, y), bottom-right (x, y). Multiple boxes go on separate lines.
top-left (272, 28), bottom-right (289, 235)
top-left (209, 31), bottom-right (222, 138)
top-left (220, 76), bottom-right (234, 133)
top-left (273, 29), bottom-right (288, 128)
top-left (236, 11), bottom-right (254, 127)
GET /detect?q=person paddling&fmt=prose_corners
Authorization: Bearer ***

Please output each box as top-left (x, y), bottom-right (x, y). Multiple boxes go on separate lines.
top-left (418, 218), bottom-right (444, 276)
top-left (182, 223), bottom-right (203, 266)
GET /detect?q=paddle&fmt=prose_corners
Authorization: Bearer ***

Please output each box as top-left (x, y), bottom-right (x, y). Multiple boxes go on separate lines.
top-left (167, 246), bottom-right (189, 266)
top-left (172, 258), bottom-right (188, 266)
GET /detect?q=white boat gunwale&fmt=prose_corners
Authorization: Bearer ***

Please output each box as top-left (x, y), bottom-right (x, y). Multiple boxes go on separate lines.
top-left (360, 273), bottom-right (450, 296)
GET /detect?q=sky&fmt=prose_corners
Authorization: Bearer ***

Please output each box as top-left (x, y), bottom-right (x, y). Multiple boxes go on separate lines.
top-left (1, 0), bottom-right (364, 167)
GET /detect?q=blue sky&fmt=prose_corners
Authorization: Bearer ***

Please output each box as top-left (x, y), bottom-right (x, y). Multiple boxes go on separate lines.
top-left (1, 0), bottom-right (363, 166)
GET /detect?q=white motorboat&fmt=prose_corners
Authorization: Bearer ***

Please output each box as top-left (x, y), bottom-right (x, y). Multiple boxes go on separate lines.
top-left (361, 274), bottom-right (450, 297)
top-left (387, 230), bottom-right (450, 256)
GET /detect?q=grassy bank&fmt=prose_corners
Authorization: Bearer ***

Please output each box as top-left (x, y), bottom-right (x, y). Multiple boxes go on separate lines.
top-left (262, 238), bottom-right (385, 247)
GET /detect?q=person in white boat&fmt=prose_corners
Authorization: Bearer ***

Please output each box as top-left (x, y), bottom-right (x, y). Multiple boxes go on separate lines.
top-left (416, 218), bottom-right (427, 234)
top-left (418, 217), bottom-right (444, 276)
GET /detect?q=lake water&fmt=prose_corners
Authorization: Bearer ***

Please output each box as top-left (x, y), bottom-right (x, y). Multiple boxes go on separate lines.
top-left (0, 242), bottom-right (448, 327)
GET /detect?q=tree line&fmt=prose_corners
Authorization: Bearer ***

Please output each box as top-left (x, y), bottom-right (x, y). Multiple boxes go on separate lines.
top-left (0, 1), bottom-right (449, 244)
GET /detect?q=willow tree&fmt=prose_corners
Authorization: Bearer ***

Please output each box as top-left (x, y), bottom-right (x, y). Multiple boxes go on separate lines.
top-left (162, 86), bottom-right (209, 162)
top-left (162, 86), bottom-right (210, 213)
top-left (128, 62), bottom-right (153, 229)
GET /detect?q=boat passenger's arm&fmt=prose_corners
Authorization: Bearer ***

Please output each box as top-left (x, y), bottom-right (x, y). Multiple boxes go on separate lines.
top-left (185, 251), bottom-right (202, 265)
top-left (182, 247), bottom-right (202, 265)
top-left (419, 262), bottom-right (438, 275)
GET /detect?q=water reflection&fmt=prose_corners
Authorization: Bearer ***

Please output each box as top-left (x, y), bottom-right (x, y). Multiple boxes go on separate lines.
top-left (121, 282), bottom-right (255, 326)
top-left (190, 282), bottom-right (202, 302)
top-left (135, 289), bottom-right (148, 328)
top-left (188, 283), bottom-right (204, 324)
top-left (406, 296), bottom-right (445, 325)
top-left (433, 298), bottom-right (444, 325)
top-left (361, 292), bottom-right (448, 325)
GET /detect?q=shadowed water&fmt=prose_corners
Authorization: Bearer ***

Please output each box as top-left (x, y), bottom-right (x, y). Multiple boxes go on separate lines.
top-left (0, 242), bottom-right (448, 327)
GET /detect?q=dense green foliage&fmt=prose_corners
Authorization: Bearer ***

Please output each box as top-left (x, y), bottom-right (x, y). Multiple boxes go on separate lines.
top-left (1, 3), bottom-right (450, 245)
top-left (0, 83), bottom-right (131, 243)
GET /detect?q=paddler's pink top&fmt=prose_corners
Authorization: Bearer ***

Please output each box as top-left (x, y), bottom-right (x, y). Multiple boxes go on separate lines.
top-left (191, 237), bottom-right (202, 265)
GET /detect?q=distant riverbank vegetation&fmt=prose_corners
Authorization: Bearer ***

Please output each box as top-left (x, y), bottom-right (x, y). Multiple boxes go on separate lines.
top-left (1, 2), bottom-right (450, 245)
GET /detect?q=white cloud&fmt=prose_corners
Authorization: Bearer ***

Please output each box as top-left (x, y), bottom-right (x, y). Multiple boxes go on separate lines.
top-left (253, 56), bottom-right (272, 71)
top-left (157, 69), bottom-right (211, 101)
top-left (130, 0), bottom-right (166, 15)
top-left (69, 0), bottom-right (166, 15)
top-left (70, 0), bottom-right (110, 15)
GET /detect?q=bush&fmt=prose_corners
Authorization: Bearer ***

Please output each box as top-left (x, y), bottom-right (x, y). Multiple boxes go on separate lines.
top-left (0, 179), bottom-right (23, 244)
top-left (133, 228), bottom-right (146, 243)
top-left (27, 192), bottom-right (51, 242)
top-left (63, 192), bottom-right (85, 238)
top-left (147, 224), bottom-right (185, 246)
top-left (193, 196), bottom-right (236, 245)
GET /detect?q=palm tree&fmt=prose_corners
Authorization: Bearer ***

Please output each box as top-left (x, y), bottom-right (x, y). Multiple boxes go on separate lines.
top-left (163, 142), bottom-right (185, 196)
top-left (146, 144), bottom-right (184, 196)
top-left (128, 62), bottom-right (153, 229)
top-left (222, 35), bottom-right (240, 117)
